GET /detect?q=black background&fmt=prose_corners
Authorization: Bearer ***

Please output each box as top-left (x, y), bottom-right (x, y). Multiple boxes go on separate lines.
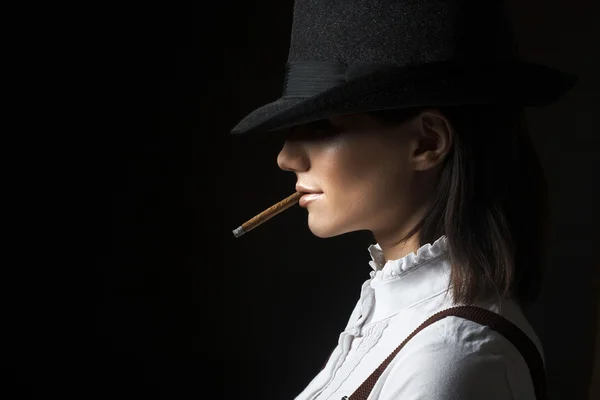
top-left (91, 1), bottom-right (599, 399)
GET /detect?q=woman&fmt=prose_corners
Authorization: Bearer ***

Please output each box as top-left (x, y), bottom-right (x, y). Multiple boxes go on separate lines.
top-left (230, 0), bottom-right (576, 399)
top-left (277, 105), bottom-right (546, 399)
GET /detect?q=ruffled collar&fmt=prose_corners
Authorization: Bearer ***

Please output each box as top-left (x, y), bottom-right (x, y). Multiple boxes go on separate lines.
top-left (367, 235), bottom-right (448, 280)
top-left (346, 235), bottom-right (451, 327)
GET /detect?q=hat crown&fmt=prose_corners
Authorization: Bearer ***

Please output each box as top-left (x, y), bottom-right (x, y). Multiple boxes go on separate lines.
top-left (229, 0), bottom-right (575, 135)
top-left (287, 0), bottom-right (519, 67)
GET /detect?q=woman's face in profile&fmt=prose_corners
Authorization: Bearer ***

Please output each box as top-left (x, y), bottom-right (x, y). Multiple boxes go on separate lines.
top-left (277, 112), bottom-right (425, 239)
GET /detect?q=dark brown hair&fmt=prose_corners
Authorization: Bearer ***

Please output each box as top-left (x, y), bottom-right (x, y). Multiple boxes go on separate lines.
top-left (367, 105), bottom-right (549, 306)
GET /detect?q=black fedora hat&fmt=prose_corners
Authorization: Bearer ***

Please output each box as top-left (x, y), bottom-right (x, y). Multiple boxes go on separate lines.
top-left (230, 0), bottom-right (577, 136)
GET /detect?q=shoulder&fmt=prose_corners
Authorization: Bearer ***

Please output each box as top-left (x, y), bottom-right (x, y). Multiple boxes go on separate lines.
top-left (377, 316), bottom-right (516, 399)
top-left (394, 315), bottom-right (513, 368)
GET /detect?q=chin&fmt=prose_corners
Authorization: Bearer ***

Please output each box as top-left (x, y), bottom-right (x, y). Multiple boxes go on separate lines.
top-left (309, 228), bottom-right (339, 238)
top-left (307, 215), bottom-right (349, 238)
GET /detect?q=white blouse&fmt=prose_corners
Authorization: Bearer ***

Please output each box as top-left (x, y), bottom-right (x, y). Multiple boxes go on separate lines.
top-left (294, 236), bottom-right (544, 400)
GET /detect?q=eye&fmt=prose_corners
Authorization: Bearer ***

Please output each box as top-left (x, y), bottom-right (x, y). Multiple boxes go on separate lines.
top-left (287, 120), bottom-right (340, 141)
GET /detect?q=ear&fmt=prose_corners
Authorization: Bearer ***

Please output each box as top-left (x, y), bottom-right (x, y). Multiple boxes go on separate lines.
top-left (410, 109), bottom-right (453, 171)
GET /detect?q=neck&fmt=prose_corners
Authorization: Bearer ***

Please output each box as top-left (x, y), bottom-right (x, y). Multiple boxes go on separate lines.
top-left (371, 197), bottom-right (433, 263)
top-left (374, 232), bottom-right (421, 263)
top-left (371, 222), bottom-right (424, 263)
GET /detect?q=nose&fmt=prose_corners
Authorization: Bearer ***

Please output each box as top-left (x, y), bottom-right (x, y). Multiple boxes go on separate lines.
top-left (277, 140), bottom-right (309, 172)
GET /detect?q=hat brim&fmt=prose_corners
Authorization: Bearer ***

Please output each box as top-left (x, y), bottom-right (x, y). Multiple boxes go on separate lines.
top-left (230, 61), bottom-right (577, 136)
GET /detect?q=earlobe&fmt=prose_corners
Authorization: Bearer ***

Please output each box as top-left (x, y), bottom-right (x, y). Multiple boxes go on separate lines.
top-left (412, 110), bottom-right (453, 171)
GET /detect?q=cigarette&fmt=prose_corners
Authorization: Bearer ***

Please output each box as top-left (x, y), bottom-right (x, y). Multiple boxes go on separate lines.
top-left (232, 191), bottom-right (303, 238)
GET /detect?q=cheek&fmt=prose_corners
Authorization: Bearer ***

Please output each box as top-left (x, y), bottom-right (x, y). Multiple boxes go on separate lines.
top-left (319, 145), bottom-right (368, 190)
top-left (316, 135), bottom-right (410, 203)
top-left (319, 151), bottom-right (381, 210)
top-left (333, 154), bottom-right (412, 212)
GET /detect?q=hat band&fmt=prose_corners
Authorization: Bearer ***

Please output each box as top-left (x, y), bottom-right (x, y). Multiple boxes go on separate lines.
top-left (282, 61), bottom-right (408, 99)
top-left (282, 61), bottom-right (346, 99)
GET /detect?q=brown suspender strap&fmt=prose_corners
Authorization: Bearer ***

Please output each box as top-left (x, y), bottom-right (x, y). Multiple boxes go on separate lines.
top-left (343, 305), bottom-right (547, 400)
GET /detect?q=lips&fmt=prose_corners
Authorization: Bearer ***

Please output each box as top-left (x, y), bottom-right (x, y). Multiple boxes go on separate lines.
top-left (299, 192), bottom-right (323, 207)
top-left (295, 183), bottom-right (323, 207)
top-left (295, 184), bottom-right (322, 194)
